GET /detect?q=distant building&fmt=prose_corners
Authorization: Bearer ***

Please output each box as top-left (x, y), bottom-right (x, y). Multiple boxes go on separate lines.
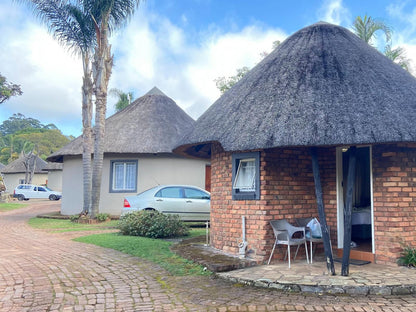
top-left (48, 87), bottom-right (210, 216)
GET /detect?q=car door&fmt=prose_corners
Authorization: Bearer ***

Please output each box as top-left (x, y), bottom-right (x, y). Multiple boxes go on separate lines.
top-left (37, 186), bottom-right (49, 199)
top-left (183, 187), bottom-right (211, 221)
top-left (153, 187), bottom-right (186, 216)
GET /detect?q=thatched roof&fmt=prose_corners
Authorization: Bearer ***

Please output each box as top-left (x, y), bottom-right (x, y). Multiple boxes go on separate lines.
top-left (1, 155), bottom-right (47, 174)
top-left (175, 22), bottom-right (416, 158)
top-left (43, 163), bottom-right (63, 171)
top-left (47, 87), bottom-right (195, 162)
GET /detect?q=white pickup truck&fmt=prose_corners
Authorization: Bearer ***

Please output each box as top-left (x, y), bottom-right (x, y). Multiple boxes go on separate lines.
top-left (13, 184), bottom-right (62, 201)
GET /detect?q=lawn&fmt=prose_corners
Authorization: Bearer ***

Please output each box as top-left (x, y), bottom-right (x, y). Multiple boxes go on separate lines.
top-left (0, 202), bottom-right (27, 212)
top-left (28, 217), bottom-right (119, 232)
top-left (28, 216), bottom-right (210, 276)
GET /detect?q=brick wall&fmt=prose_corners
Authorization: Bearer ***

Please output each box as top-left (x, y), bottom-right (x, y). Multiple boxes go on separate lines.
top-left (372, 143), bottom-right (416, 264)
top-left (210, 144), bottom-right (337, 263)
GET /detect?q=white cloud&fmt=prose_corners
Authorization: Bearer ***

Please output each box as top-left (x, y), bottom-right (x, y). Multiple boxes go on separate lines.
top-left (317, 0), bottom-right (351, 26)
top-left (109, 10), bottom-right (287, 119)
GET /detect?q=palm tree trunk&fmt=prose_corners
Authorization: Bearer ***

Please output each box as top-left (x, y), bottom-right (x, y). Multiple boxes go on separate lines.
top-left (91, 20), bottom-right (113, 218)
top-left (81, 53), bottom-right (93, 215)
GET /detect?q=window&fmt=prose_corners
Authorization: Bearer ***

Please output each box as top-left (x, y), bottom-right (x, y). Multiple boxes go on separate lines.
top-left (232, 152), bottom-right (260, 200)
top-left (155, 187), bottom-right (183, 198)
top-left (110, 160), bottom-right (137, 193)
top-left (184, 187), bottom-right (210, 200)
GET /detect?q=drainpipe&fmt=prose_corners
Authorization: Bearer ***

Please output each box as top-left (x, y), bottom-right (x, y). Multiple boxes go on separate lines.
top-left (238, 216), bottom-right (248, 258)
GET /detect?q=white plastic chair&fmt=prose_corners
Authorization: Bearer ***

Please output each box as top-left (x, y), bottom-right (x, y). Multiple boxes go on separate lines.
top-left (296, 217), bottom-right (326, 264)
top-left (267, 219), bottom-right (309, 268)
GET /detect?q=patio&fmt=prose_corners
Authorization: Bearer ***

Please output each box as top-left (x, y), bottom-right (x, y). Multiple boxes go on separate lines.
top-left (172, 237), bottom-right (416, 296)
top-left (218, 257), bottom-right (416, 296)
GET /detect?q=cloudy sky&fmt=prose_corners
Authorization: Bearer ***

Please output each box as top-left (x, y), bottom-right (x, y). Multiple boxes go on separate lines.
top-left (1, 0), bottom-right (416, 137)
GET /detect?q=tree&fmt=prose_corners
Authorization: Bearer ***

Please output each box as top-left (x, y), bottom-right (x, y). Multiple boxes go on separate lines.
top-left (352, 15), bottom-right (391, 46)
top-left (87, 0), bottom-right (142, 218)
top-left (214, 67), bottom-right (250, 95)
top-left (0, 113), bottom-right (43, 135)
top-left (384, 44), bottom-right (411, 72)
top-left (0, 73), bottom-right (22, 104)
top-left (215, 41), bottom-right (280, 94)
top-left (110, 88), bottom-right (133, 112)
top-left (23, 0), bottom-right (96, 215)
top-left (353, 15), bottom-right (412, 73)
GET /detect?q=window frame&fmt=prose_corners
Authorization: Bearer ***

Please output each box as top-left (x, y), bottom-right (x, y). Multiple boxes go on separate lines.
top-left (232, 152), bottom-right (260, 200)
top-left (109, 160), bottom-right (138, 193)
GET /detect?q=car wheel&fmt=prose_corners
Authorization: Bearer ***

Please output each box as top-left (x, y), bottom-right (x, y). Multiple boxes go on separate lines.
top-left (49, 195), bottom-right (56, 201)
top-left (144, 208), bottom-right (156, 212)
top-left (17, 194), bottom-right (25, 201)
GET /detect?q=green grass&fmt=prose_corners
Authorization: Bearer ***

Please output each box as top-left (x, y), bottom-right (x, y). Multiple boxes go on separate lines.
top-left (0, 202), bottom-right (27, 212)
top-left (28, 217), bottom-right (119, 232)
top-left (27, 217), bottom-right (210, 276)
top-left (74, 232), bottom-right (211, 276)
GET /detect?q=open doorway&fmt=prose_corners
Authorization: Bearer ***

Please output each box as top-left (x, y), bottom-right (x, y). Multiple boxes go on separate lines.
top-left (337, 146), bottom-right (373, 255)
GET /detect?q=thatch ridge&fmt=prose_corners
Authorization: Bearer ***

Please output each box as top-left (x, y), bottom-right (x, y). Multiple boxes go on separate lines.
top-left (175, 22), bottom-right (416, 156)
top-left (47, 88), bottom-right (195, 162)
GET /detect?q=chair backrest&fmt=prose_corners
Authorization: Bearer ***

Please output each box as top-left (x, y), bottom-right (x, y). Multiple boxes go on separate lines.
top-left (295, 217), bottom-right (313, 228)
top-left (270, 219), bottom-right (304, 242)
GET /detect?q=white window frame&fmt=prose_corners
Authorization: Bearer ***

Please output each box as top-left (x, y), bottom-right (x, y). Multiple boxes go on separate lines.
top-left (233, 158), bottom-right (256, 192)
top-left (232, 152), bottom-right (260, 200)
top-left (110, 160), bottom-right (137, 193)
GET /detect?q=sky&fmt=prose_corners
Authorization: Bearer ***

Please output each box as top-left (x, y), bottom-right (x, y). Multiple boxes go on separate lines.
top-left (1, 0), bottom-right (416, 137)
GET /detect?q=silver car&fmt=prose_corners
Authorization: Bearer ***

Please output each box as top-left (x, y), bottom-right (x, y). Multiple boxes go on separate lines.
top-left (122, 185), bottom-right (210, 221)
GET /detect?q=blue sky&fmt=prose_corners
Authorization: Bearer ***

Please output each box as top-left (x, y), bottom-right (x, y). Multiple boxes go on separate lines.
top-left (1, 0), bottom-right (416, 137)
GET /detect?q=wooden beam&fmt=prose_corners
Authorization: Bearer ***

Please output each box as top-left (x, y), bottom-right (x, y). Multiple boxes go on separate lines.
top-left (310, 147), bottom-right (336, 275)
top-left (341, 146), bottom-right (357, 276)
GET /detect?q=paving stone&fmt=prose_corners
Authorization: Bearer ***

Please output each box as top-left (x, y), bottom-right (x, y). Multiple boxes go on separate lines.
top-left (1, 201), bottom-right (416, 311)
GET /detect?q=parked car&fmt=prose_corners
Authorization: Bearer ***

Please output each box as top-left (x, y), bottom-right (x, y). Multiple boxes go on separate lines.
top-left (122, 185), bottom-right (210, 221)
top-left (14, 184), bottom-right (62, 201)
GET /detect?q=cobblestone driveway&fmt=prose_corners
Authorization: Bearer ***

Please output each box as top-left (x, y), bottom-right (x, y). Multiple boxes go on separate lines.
top-left (1, 202), bottom-right (416, 311)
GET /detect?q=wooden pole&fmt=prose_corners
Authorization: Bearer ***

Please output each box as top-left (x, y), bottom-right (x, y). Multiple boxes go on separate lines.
top-left (310, 147), bottom-right (336, 275)
top-left (341, 146), bottom-right (357, 276)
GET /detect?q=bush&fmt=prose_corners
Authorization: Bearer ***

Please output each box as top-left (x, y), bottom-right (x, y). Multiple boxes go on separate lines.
top-left (397, 244), bottom-right (416, 267)
top-left (96, 213), bottom-right (110, 222)
top-left (117, 210), bottom-right (190, 238)
top-left (69, 214), bottom-right (80, 222)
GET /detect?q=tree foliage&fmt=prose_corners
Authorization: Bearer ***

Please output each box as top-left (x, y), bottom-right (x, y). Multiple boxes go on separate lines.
top-left (110, 88), bottom-right (133, 112)
top-left (352, 15), bottom-right (412, 73)
top-left (214, 67), bottom-right (250, 94)
top-left (0, 73), bottom-right (23, 104)
top-left (214, 40), bottom-right (281, 94)
top-left (0, 114), bottom-right (72, 164)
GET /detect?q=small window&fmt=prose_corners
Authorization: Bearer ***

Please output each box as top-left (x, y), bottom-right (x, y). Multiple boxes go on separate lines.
top-left (38, 187), bottom-right (46, 192)
top-left (110, 160), bottom-right (137, 193)
top-left (155, 187), bottom-right (183, 198)
top-left (232, 152), bottom-right (260, 200)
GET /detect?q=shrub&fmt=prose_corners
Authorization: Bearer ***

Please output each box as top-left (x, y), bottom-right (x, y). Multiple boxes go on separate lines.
top-left (96, 213), bottom-right (110, 222)
top-left (117, 210), bottom-right (190, 238)
top-left (69, 214), bottom-right (80, 222)
top-left (397, 244), bottom-right (416, 267)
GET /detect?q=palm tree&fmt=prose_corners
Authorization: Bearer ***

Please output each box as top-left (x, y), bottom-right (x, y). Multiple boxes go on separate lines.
top-left (352, 15), bottom-right (391, 46)
top-left (384, 44), bottom-right (411, 72)
top-left (353, 15), bottom-right (412, 73)
top-left (85, 0), bottom-right (142, 218)
top-left (110, 88), bottom-right (133, 112)
top-left (21, 0), bottom-right (95, 215)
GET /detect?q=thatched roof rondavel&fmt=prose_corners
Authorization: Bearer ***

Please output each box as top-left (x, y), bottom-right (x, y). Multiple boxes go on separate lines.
top-left (1, 155), bottom-right (48, 174)
top-left (174, 22), bottom-right (416, 158)
top-left (47, 87), bottom-right (195, 163)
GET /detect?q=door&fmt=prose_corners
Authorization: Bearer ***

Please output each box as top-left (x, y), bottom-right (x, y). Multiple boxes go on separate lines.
top-left (336, 146), bottom-right (374, 253)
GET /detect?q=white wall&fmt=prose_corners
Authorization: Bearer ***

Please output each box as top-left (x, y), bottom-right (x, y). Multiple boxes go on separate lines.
top-left (47, 171), bottom-right (62, 192)
top-left (3, 173), bottom-right (48, 193)
top-left (60, 154), bottom-right (209, 216)
top-left (60, 156), bottom-right (83, 215)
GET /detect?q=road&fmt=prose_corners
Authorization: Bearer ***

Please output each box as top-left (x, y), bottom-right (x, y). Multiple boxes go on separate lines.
top-left (1, 201), bottom-right (415, 311)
